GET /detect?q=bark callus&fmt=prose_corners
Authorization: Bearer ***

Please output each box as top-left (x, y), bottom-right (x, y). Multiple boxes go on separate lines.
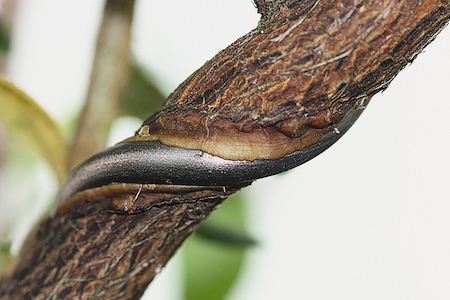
top-left (134, 0), bottom-right (450, 162)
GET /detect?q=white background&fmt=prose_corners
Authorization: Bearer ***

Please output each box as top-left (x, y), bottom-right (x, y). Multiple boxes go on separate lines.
top-left (4, 1), bottom-right (450, 299)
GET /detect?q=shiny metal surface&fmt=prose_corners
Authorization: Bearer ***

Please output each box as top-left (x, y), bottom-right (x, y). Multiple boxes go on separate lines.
top-left (56, 103), bottom-right (368, 207)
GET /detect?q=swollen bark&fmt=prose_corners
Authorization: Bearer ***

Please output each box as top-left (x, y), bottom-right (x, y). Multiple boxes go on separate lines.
top-left (1, 1), bottom-right (449, 299)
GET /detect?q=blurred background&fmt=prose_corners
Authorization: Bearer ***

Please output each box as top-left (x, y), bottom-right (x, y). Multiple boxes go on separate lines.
top-left (0, 0), bottom-right (449, 299)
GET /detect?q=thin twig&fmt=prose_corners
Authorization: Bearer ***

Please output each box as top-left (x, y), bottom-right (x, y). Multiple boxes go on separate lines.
top-left (70, 0), bottom-right (136, 168)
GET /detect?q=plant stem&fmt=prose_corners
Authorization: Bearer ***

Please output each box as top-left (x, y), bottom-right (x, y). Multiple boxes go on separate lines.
top-left (0, 1), bottom-right (449, 299)
top-left (70, 0), bottom-right (136, 169)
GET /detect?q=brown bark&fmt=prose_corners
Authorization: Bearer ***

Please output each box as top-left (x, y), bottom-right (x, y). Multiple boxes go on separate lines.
top-left (0, 185), bottom-right (242, 299)
top-left (136, 0), bottom-right (450, 161)
top-left (1, 0), bottom-right (449, 299)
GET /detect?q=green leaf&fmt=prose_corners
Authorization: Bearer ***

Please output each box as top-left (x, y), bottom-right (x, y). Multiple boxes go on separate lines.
top-left (183, 192), bottom-right (251, 300)
top-left (0, 77), bottom-right (68, 183)
top-left (196, 221), bottom-right (256, 247)
top-left (122, 64), bottom-right (166, 119)
top-left (0, 242), bottom-right (12, 277)
top-left (0, 18), bottom-right (10, 53)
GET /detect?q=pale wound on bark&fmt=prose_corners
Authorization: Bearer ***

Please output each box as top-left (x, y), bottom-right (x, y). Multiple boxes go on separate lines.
top-left (132, 0), bottom-right (450, 161)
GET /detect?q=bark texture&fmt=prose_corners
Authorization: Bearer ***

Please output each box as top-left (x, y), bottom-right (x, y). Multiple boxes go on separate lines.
top-left (1, 0), bottom-right (450, 299)
top-left (0, 184), bottom-right (241, 299)
top-left (136, 0), bottom-right (450, 161)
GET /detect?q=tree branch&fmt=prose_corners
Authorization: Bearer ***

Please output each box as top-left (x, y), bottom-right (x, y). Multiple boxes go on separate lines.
top-left (0, 185), bottom-right (242, 299)
top-left (0, 0), bottom-right (449, 299)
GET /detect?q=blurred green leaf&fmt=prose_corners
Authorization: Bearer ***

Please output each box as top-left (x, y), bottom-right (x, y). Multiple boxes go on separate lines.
top-left (0, 242), bottom-right (12, 276)
top-left (0, 18), bottom-right (10, 53)
top-left (0, 77), bottom-right (68, 183)
top-left (122, 64), bottom-right (166, 119)
top-left (183, 192), bottom-right (251, 300)
top-left (196, 221), bottom-right (256, 247)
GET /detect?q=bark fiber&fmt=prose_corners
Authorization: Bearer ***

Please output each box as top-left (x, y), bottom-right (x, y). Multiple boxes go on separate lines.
top-left (1, 0), bottom-right (449, 299)
top-left (137, 0), bottom-right (450, 161)
top-left (0, 185), bottom-right (239, 299)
